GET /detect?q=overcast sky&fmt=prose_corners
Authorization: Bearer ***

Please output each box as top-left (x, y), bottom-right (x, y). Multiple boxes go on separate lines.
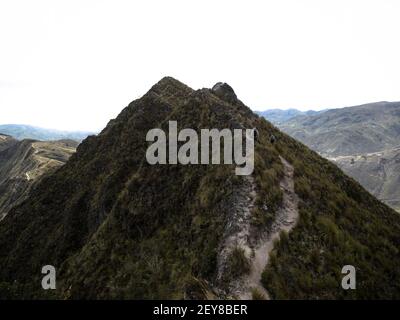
top-left (1, 0), bottom-right (400, 131)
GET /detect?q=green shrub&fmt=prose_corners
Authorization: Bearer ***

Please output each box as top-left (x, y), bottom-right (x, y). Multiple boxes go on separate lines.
top-left (226, 247), bottom-right (251, 280)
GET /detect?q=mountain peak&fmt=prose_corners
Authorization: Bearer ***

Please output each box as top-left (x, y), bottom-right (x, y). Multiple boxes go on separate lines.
top-left (149, 76), bottom-right (192, 95)
top-left (1, 79), bottom-right (400, 300)
top-left (156, 76), bottom-right (183, 86)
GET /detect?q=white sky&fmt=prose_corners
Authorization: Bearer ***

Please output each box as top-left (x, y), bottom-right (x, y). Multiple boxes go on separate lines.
top-left (1, 0), bottom-right (400, 131)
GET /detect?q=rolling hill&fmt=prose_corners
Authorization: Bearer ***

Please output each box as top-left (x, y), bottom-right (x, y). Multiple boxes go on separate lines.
top-left (255, 109), bottom-right (323, 125)
top-left (279, 101), bottom-right (400, 157)
top-left (263, 102), bottom-right (400, 212)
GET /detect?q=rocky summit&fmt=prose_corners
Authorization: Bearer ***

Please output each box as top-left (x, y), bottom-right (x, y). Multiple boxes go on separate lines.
top-left (0, 78), bottom-right (399, 300)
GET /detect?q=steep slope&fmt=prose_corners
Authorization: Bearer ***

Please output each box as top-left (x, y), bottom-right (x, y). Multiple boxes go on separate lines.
top-left (0, 78), bottom-right (399, 300)
top-left (329, 147), bottom-right (400, 212)
top-left (0, 139), bottom-right (77, 220)
top-left (0, 124), bottom-right (94, 142)
top-left (280, 101), bottom-right (400, 157)
top-left (0, 134), bottom-right (18, 152)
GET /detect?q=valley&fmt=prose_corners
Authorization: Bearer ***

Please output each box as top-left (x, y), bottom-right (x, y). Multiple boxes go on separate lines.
top-left (260, 101), bottom-right (400, 212)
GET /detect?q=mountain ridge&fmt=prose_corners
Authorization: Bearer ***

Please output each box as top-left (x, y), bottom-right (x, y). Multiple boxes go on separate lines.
top-left (0, 78), bottom-right (399, 299)
top-left (0, 136), bottom-right (77, 220)
top-left (280, 101), bottom-right (400, 156)
top-left (255, 109), bottom-right (323, 125)
top-left (0, 124), bottom-right (94, 142)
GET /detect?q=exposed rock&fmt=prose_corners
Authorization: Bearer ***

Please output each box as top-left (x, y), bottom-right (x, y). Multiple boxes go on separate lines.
top-left (212, 82), bottom-right (238, 103)
top-left (216, 157), bottom-right (299, 300)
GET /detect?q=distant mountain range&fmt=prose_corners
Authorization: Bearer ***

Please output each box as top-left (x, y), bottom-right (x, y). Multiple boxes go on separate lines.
top-left (255, 109), bottom-right (324, 125)
top-left (0, 124), bottom-right (94, 142)
top-left (259, 101), bottom-right (400, 212)
top-left (1, 78), bottom-right (399, 299)
top-left (279, 101), bottom-right (400, 156)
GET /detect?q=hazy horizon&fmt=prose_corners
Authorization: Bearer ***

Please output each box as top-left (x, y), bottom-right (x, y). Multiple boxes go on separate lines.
top-left (2, 98), bottom-right (399, 133)
top-left (2, 0), bottom-right (400, 131)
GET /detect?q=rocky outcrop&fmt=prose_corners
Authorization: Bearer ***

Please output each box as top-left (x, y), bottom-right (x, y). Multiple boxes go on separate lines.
top-left (212, 82), bottom-right (238, 103)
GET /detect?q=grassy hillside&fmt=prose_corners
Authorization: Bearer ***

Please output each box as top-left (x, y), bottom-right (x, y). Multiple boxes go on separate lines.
top-left (262, 131), bottom-right (400, 299)
top-left (0, 139), bottom-right (77, 220)
top-left (263, 103), bottom-right (400, 213)
top-left (0, 78), bottom-right (399, 299)
top-left (328, 149), bottom-right (400, 213)
top-left (0, 134), bottom-right (18, 152)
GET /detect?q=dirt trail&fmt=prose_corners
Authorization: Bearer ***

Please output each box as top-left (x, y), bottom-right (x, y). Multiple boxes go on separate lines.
top-left (238, 156), bottom-right (299, 299)
top-left (216, 156), bottom-right (299, 299)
